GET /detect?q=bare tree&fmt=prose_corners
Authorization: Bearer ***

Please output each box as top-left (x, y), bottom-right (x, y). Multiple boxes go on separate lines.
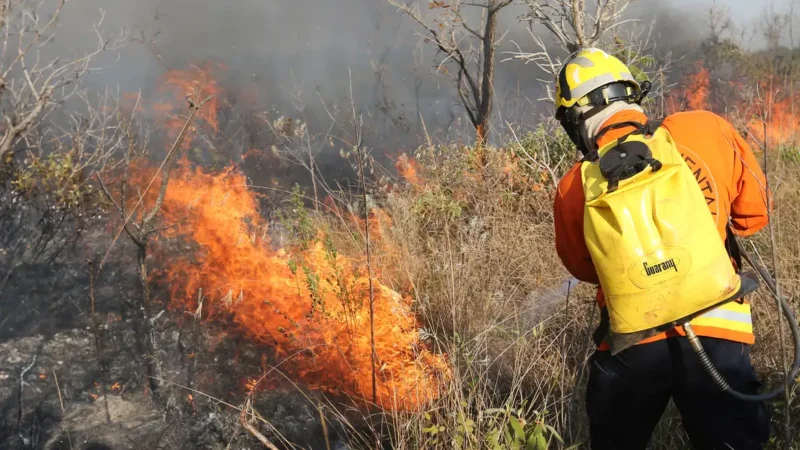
top-left (508, 0), bottom-right (679, 120)
top-left (518, 0), bottom-right (634, 53)
top-left (386, 0), bottom-right (513, 151)
top-left (0, 0), bottom-right (124, 311)
top-left (760, 3), bottom-right (790, 51)
top-left (707, 0), bottom-right (736, 44)
top-left (510, 17), bottom-right (675, 108)
top-left (0, 0), bottom-right (125, 160)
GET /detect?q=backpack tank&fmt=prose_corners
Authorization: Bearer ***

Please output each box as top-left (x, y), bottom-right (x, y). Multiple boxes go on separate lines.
top-left (581, 121), bottom-right (758, 354)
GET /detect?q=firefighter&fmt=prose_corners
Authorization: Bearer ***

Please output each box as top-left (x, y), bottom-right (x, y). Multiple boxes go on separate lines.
top-left (552, 48), bottom-right (772, 449)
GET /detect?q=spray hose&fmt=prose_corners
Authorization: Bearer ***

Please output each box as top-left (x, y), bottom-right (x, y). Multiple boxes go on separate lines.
top-left (683, 243), bottom-right (800, 402)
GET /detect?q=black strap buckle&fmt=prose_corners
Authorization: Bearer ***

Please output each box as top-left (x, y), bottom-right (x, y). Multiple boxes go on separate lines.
top-left (599, 139), bottom-right (662, 193)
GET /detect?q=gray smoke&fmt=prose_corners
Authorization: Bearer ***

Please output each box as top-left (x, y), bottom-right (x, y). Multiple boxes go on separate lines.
top-left (43, 0), bottom-right (774, 174)
top-left (59, 1), bottom-right (545, 148)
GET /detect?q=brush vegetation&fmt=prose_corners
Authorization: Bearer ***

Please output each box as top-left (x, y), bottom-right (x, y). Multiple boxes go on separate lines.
top-left (296, 117), bottom-right (800, 449)
top-left (2, 0), bottom-right (800, 449)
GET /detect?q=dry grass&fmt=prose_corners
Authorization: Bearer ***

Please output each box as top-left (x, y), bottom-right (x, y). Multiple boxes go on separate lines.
top-left (746, 149), bottom-right (800, 449)
top-left (304, 125), bottom-right (800, 449)
top-left (307, 134), bottom-right (592, 448)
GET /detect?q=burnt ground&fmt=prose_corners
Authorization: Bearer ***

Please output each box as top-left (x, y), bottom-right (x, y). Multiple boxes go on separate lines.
top-left (0, 236), bottom-right (368, 450)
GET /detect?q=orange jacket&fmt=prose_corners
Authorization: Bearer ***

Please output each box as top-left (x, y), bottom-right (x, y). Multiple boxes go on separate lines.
top-left (554, 109), bottom-right (771, 345)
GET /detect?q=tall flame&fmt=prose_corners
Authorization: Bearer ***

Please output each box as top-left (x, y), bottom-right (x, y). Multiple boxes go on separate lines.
top-left (157, 165), bottom-right (446, 409)
top-left (126, 64), bottom-right (447, 411)
top-left (154, 62), bottom-right (223, 149)
top-left (743, 81), bottom-right (800, 147)
top-left (686, 64), bottom-right (710, 111)
top-left (670, 62), bottom-right (800, 147)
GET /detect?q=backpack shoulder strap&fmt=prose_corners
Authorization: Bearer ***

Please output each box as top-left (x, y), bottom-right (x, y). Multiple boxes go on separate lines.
top-left (588, 115), bottom-right (670, 161)
top-left (642, 118), bottom-right (665, 135)
top-left (725, 223), bottom-right (743, 273)
top-left (589, 120), bottom-right (647, 160)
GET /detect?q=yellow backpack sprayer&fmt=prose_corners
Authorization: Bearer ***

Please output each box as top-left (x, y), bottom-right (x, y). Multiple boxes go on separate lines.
top-left (581, 118), bottom-right (800, 402)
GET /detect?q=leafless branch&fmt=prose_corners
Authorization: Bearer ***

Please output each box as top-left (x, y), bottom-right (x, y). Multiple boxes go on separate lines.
top-left (506, 120), bottom-right (562, 190)
top-left (518, 0), bottom-right (634, 53)
top-left (0, 1), bottom-right (127, 160)
top-left (504, 28), bottom-right (561, 102)
top-left (240, 399), bottom-right (280, 450)
top-left (51, 370), bottom-right (74, 450)
top-left (16, 354), bottom-right (36, 443)
top-left (509, 1), bottom-right (678, 114)
top-left (387, 0), bottom-right (513, 146)
top-left (141, 95), bottom-right (212, 228)
top-left (96, 174), bottom-right (143, 245)
top-left (259, 88), bottom-right (331, 210)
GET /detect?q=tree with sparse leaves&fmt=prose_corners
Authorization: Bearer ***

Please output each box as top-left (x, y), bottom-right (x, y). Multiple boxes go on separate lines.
top-left (0, 0), bottom-right (125, 314)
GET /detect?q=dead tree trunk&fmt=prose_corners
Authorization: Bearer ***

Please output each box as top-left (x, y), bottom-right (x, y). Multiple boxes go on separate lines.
top-left (136, 242), bottom-right (162, 395)
top-left (473, 0), bottom-right (508, 162)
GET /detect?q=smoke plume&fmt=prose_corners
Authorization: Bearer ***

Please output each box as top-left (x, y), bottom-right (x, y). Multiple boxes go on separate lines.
top-left (49, 0), bottom-right (724, 179)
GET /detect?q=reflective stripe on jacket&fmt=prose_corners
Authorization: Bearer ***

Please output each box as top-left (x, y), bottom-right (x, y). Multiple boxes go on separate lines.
top-left (554, 109), bottom-right (771, 348)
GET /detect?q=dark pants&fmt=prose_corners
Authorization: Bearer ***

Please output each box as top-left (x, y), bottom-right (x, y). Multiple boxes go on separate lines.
top-left (586, 336), bottom-right (771, 449)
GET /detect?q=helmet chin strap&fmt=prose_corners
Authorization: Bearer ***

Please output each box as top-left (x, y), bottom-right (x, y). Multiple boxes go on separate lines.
top-left (564, 101), bottom-right (646, 160)
top-left (562, 103), bottom-right (615, 160)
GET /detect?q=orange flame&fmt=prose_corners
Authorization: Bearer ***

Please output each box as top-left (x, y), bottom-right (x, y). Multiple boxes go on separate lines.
top-left (148, 63), bottom-right (223, 155)
top-left (670, 63), bottom-right (800, 147)
top-left (118, 63), bottom-right (448, 411)
top-left (743, 82), bottom-right (800, 146)
top-left (686, 64), bottom-right (710, 111)
top-left (158, 63), bottom-right (221, 133)
top-left (149, 164), bottom-right (446, 410)
top-left (395, 154), bottom-right (421, 186)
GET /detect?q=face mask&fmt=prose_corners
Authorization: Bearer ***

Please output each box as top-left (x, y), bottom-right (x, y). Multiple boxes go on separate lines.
top-left (559, 105), bottom-right (609, 161)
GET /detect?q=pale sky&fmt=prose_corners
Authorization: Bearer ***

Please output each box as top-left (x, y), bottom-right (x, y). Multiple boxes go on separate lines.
top-left (671, 0), bottom-right (789, 19)
top-left (635, 0), bottom-right (796, 49)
